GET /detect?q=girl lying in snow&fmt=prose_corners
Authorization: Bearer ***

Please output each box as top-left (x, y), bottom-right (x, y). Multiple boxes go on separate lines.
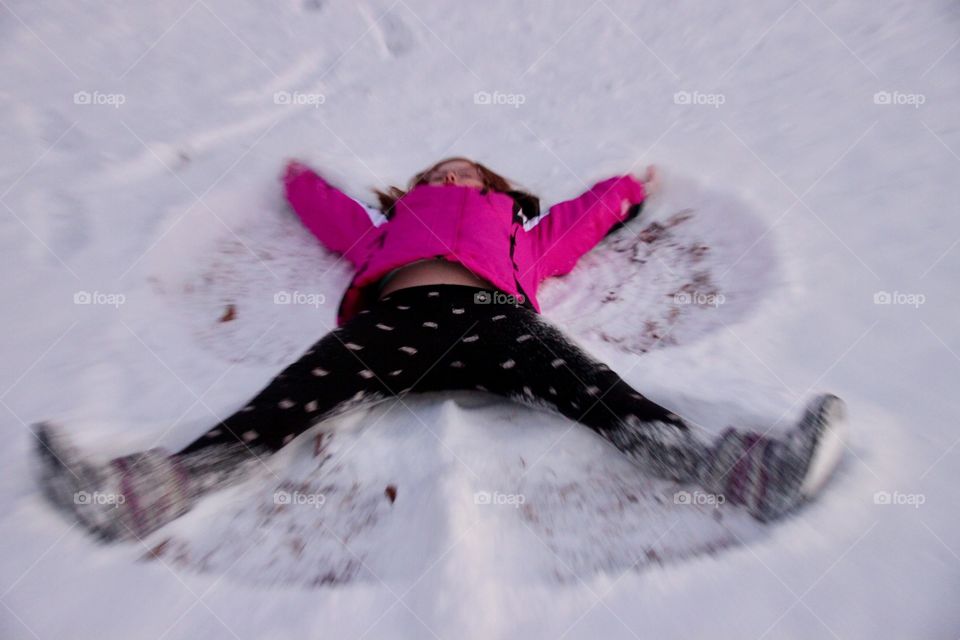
top-left (33, 157), bottom-right (847, 542)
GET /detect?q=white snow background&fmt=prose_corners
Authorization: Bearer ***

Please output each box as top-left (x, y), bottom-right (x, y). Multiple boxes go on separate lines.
top-left (1, 1), bottom-right (958, 638)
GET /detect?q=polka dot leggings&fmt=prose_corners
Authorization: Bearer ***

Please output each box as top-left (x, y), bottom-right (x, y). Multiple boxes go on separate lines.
top-left (177, 285), bottom-right (708, 483)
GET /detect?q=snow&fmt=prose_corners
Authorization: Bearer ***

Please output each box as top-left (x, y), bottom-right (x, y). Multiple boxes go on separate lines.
top-left (2, 0), bottom-right (959, 638)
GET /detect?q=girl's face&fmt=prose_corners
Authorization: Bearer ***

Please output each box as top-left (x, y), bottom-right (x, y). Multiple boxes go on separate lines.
top-left (421, 159), bottom-right (485, 190)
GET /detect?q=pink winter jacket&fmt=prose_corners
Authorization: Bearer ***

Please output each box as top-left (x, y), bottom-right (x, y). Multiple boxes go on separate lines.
top-left (283, 161), bottom-right (646, 326)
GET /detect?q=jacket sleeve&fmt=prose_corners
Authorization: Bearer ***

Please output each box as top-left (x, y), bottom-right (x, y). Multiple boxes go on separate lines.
top-left (283, 160), bottom-right (378, 267)
top-left (521, 175), bottom-right (645, 281)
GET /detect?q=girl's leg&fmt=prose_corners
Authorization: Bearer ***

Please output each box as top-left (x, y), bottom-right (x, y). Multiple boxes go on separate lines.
top-left (407, 291), bottom-right (846, 522)
top-left (33, 288), bottom-right (469, 542)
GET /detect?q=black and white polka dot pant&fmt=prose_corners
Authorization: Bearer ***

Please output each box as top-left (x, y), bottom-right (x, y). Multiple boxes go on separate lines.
top-left (177, 285), bottom-right (708, 483)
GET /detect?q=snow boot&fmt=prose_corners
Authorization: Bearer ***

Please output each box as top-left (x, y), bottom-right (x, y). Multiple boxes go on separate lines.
top-left (33, 422), bottom-right (262, 542)
top-left (698, 393), bottom-right (848, 522)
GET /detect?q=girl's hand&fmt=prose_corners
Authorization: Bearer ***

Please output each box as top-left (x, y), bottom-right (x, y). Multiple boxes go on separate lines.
top-left (639, 164), bottom-right (659, 197)
top-left (284, 158), bottom-right (311, 180)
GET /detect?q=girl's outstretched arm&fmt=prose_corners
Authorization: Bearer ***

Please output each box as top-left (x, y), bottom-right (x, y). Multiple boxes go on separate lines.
top-left (520, 169), bottom-right (649, 282)
top-left (283, 160), bottom-right (380, 267)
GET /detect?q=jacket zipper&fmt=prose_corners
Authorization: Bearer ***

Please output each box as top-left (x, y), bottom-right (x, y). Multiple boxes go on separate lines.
top-left (509, 209), bottom-right (536, 311)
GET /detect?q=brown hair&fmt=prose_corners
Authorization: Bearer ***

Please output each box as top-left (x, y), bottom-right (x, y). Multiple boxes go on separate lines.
top-left (374, 157), bottom-right (529, 219)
